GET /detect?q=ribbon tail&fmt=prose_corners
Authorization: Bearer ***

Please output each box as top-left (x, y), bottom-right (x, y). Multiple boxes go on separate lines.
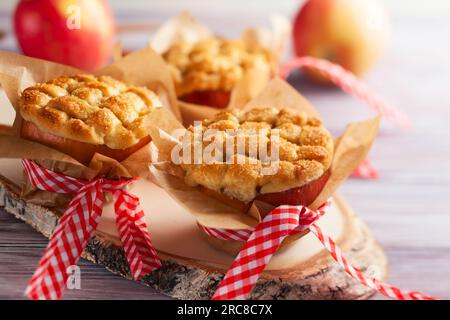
top-left (114, 191), bottom-right (161, 280)
top-left (309, 223), bottom-right (437, 300)
top-left (25, 183), bottom-right (103, 300)
top-left (212, 207), bottom-right (301, 300)
top-left (351, 158), bottom-right (379, 179)
top-left (279, 56), bottom-right (412, 129)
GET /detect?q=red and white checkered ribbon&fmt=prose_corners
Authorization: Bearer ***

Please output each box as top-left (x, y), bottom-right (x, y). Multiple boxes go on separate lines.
top-left (205, 199), bottom-right (436, 300)
top-left (352, 158), bottom-right (379, 179)
top-left (21, 159), bottom-right (161, 300)
top-left (279, 56), bottom-right (411, 129)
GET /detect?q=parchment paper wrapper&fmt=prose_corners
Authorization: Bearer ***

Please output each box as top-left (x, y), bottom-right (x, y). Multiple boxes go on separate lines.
top-left (147, 78), bottom-right (380, 254)
top-left (0, 48), bottom-right (180, 209)
top-left (149, 11), bottom-right (292, 126)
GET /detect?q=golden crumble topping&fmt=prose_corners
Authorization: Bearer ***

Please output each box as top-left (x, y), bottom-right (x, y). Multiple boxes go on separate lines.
top-left (163, 37), bottom-right (274, 97)
top-left (19, 74), bottom-right (162, 149)
top-left (178, 107), bottom-right (334, 202)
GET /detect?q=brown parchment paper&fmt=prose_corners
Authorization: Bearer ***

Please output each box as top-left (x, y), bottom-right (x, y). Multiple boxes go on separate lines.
top-left (147, 78), bottom-right (380, 233)
top-left (0, 48), bottom-right (180, 208)
top-left (148, 11), bottom-right (292, 126)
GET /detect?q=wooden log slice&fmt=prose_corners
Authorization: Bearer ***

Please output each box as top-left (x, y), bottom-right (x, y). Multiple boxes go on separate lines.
top-left (0, 174), bottom-right (388, 300)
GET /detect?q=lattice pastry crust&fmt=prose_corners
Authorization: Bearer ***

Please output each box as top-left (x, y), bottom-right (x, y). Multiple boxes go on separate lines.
top-left (164, 37), bottom-right (273, 97)
top-left (179, 107), bottom-right (334, 202)
top-left (19, 74), bottom-right (162, 149)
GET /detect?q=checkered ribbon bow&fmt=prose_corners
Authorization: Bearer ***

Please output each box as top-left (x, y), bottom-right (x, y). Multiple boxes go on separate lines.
top-left (204, 200), bottom-right (436, 300)
top-left (21, 159), bottom-right (161, 300)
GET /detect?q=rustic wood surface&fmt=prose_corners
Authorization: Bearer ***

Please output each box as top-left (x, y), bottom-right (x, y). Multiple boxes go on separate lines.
top-left (0, 0), bottom-right (450, 299)
top-left (0, 176), bottom-right (388, 300)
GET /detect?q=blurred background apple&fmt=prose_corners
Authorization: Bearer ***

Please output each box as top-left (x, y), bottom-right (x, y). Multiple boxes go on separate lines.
top-left (293, 0), bottom-right (390, 82)
top-left (14, 0), bottom-right (115, 71)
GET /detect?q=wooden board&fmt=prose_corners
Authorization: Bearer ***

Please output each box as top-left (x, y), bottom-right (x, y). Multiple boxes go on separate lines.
top-left (0, 1), bottom-right (449, 299)
top-left (0, 162), bottom-right (388, 300)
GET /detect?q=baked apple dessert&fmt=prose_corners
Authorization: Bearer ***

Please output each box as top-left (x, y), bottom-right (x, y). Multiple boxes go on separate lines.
top-left (164, 37), bottom-right (274, 108)
top-left (178, 107), bottom-right (333, 212)
top-left (19, 74), bottom-right (162, 165)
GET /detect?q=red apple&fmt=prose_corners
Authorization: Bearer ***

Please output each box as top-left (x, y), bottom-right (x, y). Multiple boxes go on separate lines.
top-left (293, 0), bottom-right (390, 80)
top-left (14, 0), bottom-right (115, 71)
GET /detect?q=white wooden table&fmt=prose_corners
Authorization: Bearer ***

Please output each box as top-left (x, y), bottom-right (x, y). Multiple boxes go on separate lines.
top-left (1, 0), bottom-right (450, 299)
